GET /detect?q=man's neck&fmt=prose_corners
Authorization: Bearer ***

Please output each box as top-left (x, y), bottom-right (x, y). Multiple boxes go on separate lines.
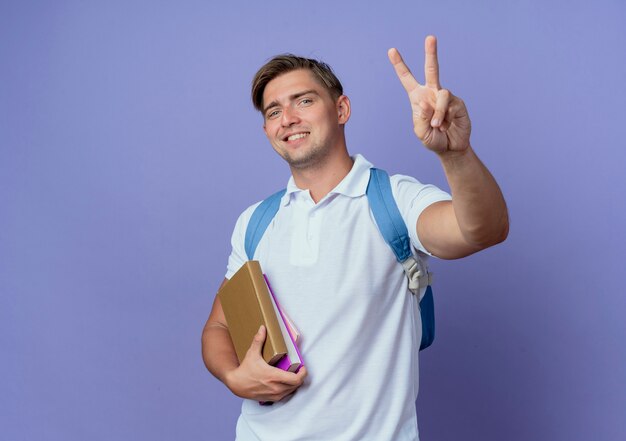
top-left (290, 149), bottom-right (354, 203)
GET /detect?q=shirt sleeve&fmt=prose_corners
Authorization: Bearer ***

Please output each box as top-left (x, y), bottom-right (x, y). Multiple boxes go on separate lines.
top-left (390, 174), bottom-right (452, 256)
top-left (224, 201), bottom-right (262, 279)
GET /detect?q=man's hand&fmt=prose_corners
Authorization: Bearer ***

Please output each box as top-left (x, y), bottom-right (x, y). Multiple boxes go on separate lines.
top-left (388, 35), bottom-right (471, 156)
top-left (224, 325), bottom-right (307, 402)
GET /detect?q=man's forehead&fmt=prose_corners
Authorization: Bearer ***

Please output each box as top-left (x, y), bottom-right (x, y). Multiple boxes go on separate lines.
top-left (263, 69), bottom-right (327, 105)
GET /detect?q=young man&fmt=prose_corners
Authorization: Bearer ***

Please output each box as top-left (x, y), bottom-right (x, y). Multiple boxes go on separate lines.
top-left (202, 36), bottom-right (508, 440)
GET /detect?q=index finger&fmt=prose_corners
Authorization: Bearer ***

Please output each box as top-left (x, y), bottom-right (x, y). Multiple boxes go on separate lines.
top-left (275, 366), bottom-right (308, 386)
top-left (424, 35), bottom-right (441, 90)
top-left (388, 47), bottom-right (421, 93)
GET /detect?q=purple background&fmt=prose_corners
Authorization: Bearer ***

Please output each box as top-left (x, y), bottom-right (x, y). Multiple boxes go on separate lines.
top-left (2, 1), bottom-right (625, 440)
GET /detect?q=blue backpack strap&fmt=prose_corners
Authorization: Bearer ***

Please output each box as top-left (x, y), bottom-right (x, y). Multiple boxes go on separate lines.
top-left (244, 189), bottom-right (286, 260)
top-left (366, 168), bottom-right (435, 351)
top-left (366, 168), bottom-right (412, 262)
top-left (419, 286), bottom-right (435, 351)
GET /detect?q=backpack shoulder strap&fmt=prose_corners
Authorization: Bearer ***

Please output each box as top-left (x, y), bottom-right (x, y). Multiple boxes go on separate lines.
top-left (366, 167), bottom-right (435, 351)
top-left (366, 168), bottom-right (412, 262)
top-left (244, 189), bottom-right (286, 260)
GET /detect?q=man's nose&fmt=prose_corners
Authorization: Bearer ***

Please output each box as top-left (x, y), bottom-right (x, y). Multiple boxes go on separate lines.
top-left (281, 106), bottom-right (300, 126)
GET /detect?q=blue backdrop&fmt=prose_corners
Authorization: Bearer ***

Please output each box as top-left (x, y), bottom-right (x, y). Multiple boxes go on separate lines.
top-left (2, 1), bottom-right (625, 440)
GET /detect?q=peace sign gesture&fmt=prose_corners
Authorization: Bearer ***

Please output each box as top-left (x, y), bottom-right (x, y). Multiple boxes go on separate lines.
top-left (389, 36), bottom-right (471, 155)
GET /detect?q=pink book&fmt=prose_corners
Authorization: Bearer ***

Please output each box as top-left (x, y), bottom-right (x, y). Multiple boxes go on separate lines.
top-left (263, 275), bottom-right (304, 373)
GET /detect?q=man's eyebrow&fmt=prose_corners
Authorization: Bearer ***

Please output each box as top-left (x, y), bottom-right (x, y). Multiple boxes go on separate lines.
top-left (263, 90), bottom-right (320, 115)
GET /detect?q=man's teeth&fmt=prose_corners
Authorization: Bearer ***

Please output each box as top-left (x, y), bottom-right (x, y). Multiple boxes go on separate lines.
top-left (287, 133), bottom-right (309, 141)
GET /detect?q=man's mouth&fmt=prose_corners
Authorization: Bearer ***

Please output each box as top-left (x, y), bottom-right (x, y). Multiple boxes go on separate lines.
top-left (284, 132), bottom-right (310, 142)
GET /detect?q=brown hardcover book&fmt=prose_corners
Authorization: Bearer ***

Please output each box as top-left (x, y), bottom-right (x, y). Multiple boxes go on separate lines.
top-left (218, 261), bottom-right (288, 365)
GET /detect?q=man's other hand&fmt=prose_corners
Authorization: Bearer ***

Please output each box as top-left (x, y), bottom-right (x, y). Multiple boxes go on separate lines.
top-left (224, 325), bottom-right (307, 402)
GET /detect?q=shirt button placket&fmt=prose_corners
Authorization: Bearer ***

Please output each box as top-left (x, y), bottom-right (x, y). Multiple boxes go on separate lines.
top-left (308, 209), bottom-right (315, 241)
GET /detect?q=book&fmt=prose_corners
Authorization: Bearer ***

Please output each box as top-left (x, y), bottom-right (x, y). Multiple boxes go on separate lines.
top-left (218, 261), bottom-right (288, 366)
top-left (264, 275), bottom-right (303, 373)
top-left (280, 305), bottom-right (300, 343)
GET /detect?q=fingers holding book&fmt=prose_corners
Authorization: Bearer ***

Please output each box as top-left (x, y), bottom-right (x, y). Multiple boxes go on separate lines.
top-left (225, 325), bottom-right (308, 402)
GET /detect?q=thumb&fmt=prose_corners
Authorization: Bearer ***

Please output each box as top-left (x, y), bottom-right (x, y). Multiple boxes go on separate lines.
top-left (249, 325), bottom-right (266, 355)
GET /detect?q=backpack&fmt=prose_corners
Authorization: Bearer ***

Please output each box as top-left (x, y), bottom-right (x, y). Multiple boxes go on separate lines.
top-left (243, 168), bottom-right (436, 351)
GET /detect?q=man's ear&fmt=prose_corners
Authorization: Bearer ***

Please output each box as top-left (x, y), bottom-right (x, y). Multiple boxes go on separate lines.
top-left (337, 95), bottom-right (351, 124)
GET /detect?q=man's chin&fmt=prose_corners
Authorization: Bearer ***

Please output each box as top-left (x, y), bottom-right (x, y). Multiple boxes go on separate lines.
top-left (283, 151), bottom-right (325, 170)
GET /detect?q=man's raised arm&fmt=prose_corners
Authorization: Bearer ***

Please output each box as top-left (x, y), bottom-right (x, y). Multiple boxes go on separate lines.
top-left (388, 35), bottom-right (509, 259)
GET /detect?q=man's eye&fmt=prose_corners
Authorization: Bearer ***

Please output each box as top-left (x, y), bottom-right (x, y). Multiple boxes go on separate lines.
top-left (267, 110), bottom-right (280, 119)
top-left (300, 98), bottom-right (313, 105)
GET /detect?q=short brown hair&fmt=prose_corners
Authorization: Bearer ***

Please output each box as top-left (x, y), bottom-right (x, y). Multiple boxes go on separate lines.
top-left (251, 54), bottom-right (344, 112)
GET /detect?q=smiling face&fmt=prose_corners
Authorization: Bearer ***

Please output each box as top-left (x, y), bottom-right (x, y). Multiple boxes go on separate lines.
top-left (262, 69), bottom-right (350, 170)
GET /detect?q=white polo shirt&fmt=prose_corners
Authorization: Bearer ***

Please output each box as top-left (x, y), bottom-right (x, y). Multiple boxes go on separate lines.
top-left (225, 154), bottom-right (451, 441)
